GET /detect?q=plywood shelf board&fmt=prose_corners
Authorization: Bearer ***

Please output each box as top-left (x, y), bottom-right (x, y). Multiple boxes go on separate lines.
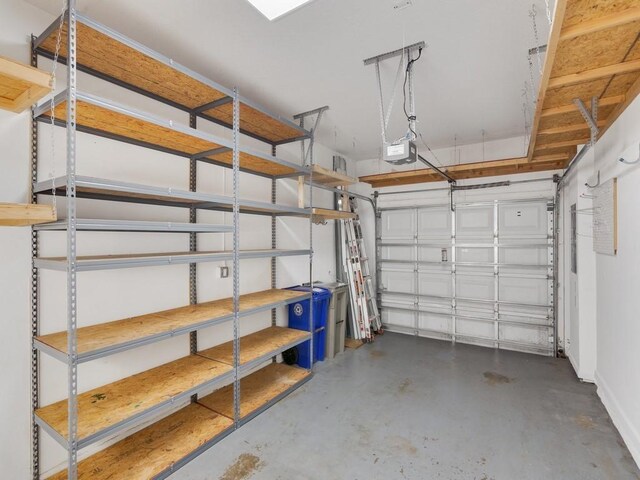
top-left (312, 208), bottom-right (356, 222)
top-left (38, 289), bottom-right (311, 357)
top-left (198, 326), bottom-right (310, 367)
top-left (0, 55), bottom-right (51, 113)
top-left (39, 99), bottom-right (298, 177)
top-left (0, 203), bottom-right (56, 226)
top-left (37, 17), bottom-right (307, 144)
top-left (528, 0), bottom-right (640, 161)
top-left (46, 403), bottom-right (232, 480)
top-left (307, 165), bottom-right (358, 186)
top-left (359, 156), bottom-right (568, 188)
top-left (198, 363), bottom-right (310, 419)
top-left (35, 355), bottom-right (232, 442)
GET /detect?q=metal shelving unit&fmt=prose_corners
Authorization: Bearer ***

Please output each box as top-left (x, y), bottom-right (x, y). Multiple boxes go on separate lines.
top-left (30, 3), bottom-right (322, 479)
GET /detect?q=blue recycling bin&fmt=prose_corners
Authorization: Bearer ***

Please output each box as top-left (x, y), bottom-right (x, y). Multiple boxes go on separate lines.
top-left (287, 286), bottom-right (332, 368)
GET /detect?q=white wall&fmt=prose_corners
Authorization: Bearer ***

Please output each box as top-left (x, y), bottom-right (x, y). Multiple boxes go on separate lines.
top-left (560, 94), bottom-right (640, 467)
top-left (0, 1), bottom-right (350, 477)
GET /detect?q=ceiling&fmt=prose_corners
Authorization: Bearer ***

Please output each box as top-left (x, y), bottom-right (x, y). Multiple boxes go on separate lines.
top-left (25, 0), bottom-right (551, 160)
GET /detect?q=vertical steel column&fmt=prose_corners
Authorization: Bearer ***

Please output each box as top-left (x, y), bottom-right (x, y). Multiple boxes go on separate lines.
top-left (232, 88), bottom-right (241, 426)
top-left (551, 191), bottom-right (560, 356)
top-left (493, 201), bottom-right (500, 348)
top-left (271, 146), bottom-right (277, 363)
top-left (29, 35), bottom-right (40, 480)
top-left (450, 187), bottom-right (457, 344)
top-left (65, 1), bottom-right (79, 477)
top-left (300, 116), bottom-right (314, 370)
top-left (374, 192), bottom-right (382, 312)
top-left (189, 114), bottom-right (198, 400)
top-left (271, 145), bottom-right (277, 329)
top-left (413, 209), bottom-right (419, 335)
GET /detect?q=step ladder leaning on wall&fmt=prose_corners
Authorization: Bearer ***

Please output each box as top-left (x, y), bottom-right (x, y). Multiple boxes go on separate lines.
top-left (340, 196), bottom-right (381, 342)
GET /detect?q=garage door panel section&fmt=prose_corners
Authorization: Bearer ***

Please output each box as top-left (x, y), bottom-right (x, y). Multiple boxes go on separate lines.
top-left (379, 197), bottom-right (555, 356)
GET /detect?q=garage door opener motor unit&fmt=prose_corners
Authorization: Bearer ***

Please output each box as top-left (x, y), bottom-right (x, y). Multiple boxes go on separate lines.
top-left (364, 41), bottom-right (425, 166)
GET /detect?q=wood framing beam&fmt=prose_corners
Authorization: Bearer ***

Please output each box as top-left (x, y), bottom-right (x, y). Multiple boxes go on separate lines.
top-left (597, 72), bottom-right (640, 139)
top-left (527, 0), bottom-right (569, 161)
top-left (540, 95), bottom-right (625, 118)
top-left (538, 120), bottom-right (606, 135)
top-left (560, 8), bottom-right (640, 41)
top-left (359, 156), bottom-right (568, 188)
top-left (548, 59), bottom-right (640, 89)
top-left (535, 138), bottom-right (589, 151)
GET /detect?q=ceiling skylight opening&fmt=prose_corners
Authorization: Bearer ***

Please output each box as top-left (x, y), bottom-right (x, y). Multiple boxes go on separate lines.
top-left (245, 0), bottom-right (315, 21)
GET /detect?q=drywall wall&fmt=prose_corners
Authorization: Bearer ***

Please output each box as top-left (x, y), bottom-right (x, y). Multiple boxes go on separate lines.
top-left (575, 94), bottom-right (640, 467)
top-left (0, 2), bottom-right (351, 477)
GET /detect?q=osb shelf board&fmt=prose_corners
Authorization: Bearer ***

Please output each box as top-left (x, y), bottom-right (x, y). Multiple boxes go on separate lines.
top-left (312, 208), bottom-right (356, 222)
top-left (46, 403), bottom-right (232, 480)
top-left (38, 19), bottom-right (304, 144)
top-left (198, 363), bottom-right (310, 419)
top-left (40, 100), bottom-right (296, 177)
top-left (0, 203), bottom-right (56, 226)
top-left (307, 165), bottom-right (358, 187)
top-left (0, 55), bottom-right (51, 112)
top-left (359, 155), bottom-right (569, 188)
top-left (35, 355), bottom-right (232, 441)
top-left (345, 338), bottom-right (364, 349)
top-left (38, 289), bottom-right (310, 356)
top-left (528, 1), bottom-right (640, 159)
top-left (198, 326), bottom-right (310, 366)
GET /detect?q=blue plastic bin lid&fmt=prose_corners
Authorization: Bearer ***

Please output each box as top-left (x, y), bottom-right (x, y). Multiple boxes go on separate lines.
top-left (287, 285), bottom-right (332, 299)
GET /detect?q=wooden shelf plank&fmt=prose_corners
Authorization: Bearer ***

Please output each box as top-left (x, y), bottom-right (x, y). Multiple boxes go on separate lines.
top-left (37, 289), bottom-right (311, 359)
top-left (35, 355), bottom-right (233, 443)
top-left (0, 55), bottom-right (51, 113)
top-left (198, 363), bottom-right (310, 419)
top-left (46, 403), bottom-right (232, 480)
top-left (359, 156), bottom-right (569, 188)
top-left (0, 203), bottom-right (56, 226)
top-left (37, 17), bottom-right (307, 144)
top-left (307, 165), bottom-right (357, 187)
top-left (312, 208), bottom-right (356, 223)
top-left (198, 326), bottom-right (310, 367)
top-left (40, 98), bottom-right (300, 177)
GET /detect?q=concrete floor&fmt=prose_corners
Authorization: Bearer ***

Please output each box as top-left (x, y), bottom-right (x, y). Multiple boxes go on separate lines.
top-left (173, 333), bottom-right (640, 480)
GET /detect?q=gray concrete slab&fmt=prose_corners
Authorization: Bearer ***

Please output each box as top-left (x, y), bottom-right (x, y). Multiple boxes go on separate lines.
top-left (172, 333), bottom-right (640, 480)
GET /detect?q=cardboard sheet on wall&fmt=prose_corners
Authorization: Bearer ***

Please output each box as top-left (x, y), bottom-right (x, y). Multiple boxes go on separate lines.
top-left (593, 178), bottom-right (617, 256)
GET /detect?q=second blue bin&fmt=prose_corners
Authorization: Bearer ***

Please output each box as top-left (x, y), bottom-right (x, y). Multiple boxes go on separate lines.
top-left (287, 286), bottom-right (332, 368)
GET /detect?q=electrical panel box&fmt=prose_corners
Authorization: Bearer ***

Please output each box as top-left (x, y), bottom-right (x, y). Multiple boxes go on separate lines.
top-left (383, 140), bottom-right (417, 165)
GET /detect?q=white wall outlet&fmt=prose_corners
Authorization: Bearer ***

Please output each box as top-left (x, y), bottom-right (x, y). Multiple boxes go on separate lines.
top-left (219, 266), bottom-right (229, 278)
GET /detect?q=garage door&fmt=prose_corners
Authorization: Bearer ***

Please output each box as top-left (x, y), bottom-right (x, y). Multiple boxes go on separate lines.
top-left (378, 198), bottom-right (556, 356)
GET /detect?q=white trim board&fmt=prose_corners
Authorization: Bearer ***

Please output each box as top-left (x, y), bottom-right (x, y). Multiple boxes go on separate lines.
top-left (595, 370), bottom-right (640, 469)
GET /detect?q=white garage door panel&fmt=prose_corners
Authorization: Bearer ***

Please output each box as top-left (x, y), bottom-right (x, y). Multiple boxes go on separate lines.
top-left (418, 246), bottom-right (448, 263)
top-left (456, 206), bottom-right (494, 240)
top-left (418, 207), bottom-right (451, 239)
top-left (382, 210), bottom-right (415, 239)
top-left (499, 203), bottom-right (548, 238)
top-left (382, 308), bottom-right (414, 328)
top-left (418, 312), bottom-right (452, 336)
top-left (382, 270), bottom-right (415, 293)
top-left (457, 274), bottom-right (494, 300)
top-left (418, 272), bottom-right (451, 297)
top-left (378, 198), bottom-right (555, 356)
top-left (457, 317), bottom-right (494, 339)
top-left (499, 277), bottom-right (548, 305)
top-left (500, 246), bottom-right (548, 265)
top-left (382, 245), bottom-right (414, 261)
top-left (457, 247), bottom-right (493, 263)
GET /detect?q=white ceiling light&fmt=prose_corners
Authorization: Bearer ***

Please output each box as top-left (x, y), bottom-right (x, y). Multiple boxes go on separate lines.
top-left (245, 0), bottom-right (315, 21)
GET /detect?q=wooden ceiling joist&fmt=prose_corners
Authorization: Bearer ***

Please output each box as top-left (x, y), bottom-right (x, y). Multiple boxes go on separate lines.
top-left (359, 0), bottom-right (640, 189)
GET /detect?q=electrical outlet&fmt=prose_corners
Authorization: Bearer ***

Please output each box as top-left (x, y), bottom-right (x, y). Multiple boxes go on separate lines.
top-left (219, 266), bottom-right (229, 278)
